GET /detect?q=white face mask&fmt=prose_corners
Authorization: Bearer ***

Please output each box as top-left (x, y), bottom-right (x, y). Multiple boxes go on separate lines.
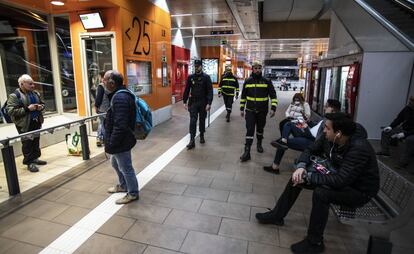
top-left (294, 101), bottom-right (300, 105)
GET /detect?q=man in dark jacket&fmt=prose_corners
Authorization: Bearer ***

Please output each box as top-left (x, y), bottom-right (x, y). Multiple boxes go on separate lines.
top-left (183, 59), bottom-right (213, 149)
top-left (377, 95), bottom-right (414, 168)
top-left (103, 70), bottom-right (139, 205)
top-left (6, 74), bottom-right (47, 173)
top-left (218, 65), bottom-right (239, 122)
top-left (240, 61), bottom-right (277, 161)
top-left (256, 113), bottom-right (379, 254)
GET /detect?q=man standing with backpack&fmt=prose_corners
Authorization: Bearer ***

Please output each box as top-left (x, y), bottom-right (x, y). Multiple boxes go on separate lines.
top-left (103, 70), bottom-right (139, 205)
top-left (5, 74), bottom-right (47, 173)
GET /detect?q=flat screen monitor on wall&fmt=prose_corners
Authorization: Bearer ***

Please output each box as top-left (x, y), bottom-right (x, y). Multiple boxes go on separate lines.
top-left (79, 12), bottom-right (104, 29)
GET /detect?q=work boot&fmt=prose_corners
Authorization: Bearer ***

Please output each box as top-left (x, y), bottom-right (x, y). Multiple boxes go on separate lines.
top-left (187, 139), bottom-right (195, 150)
top-left (200, 133), bottom-right (205, 144)
top-left (240, 145), bottom-right (251, 162)
top-left (226, 112), bottom-right (230, 122)
top-left (32, 159), bottom-right (47, 165)
top-left (257, 139), bottom-right (264, 153)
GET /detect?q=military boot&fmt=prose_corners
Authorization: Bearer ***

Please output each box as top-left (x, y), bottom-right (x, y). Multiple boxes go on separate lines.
top-left (187, 138), bottom-right (195, 150)
top-left (240, 145), bottom-right (251, 162)
top-left (257, 139), bottom-right (264, 153)
top-left (200, 133), bottom-right (205, 144)
top-left (226, 112), bottom-right (230, 122)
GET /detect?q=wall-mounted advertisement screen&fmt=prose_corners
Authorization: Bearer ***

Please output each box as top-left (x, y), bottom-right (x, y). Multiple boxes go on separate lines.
top-left (126, 60), bottom-right (152, 96)
top-left (79, 12), bottom-right (104, 29)
top-left (202, 58), bottom-right (218, 83)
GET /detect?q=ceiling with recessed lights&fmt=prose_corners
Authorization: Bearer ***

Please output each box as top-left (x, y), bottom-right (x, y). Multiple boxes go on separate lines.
top-left (168, 0), bottom-right (331, 63)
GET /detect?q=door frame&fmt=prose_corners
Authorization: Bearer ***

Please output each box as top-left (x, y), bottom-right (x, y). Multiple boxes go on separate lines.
top-left (79, 32), bottom-right (117, 118)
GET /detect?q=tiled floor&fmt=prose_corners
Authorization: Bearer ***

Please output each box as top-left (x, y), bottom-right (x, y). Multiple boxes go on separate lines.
top-left (0, 136), bottom-right (104, 203)
top-left (0, 92), bottom-right (413, 254)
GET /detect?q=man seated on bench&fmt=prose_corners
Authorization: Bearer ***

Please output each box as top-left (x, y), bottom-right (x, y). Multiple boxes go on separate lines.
top-left (376, 95), bottom-right (414, 169)
top-left (264, 99), bottom-right (341, 174)
top-left (256, 113), bottom-right (380, 254)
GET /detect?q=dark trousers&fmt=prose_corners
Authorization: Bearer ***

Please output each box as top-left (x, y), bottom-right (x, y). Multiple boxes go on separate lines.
top-left (270, 179), bottom-right (370, 243)
top-left (16, 119), bottom-right (42, 165)
top-left (222, 94), bottom-right (234, 113)
top-left (279, 118), bottom-right (290, 136)
top-left (189, 100), bottom-right (207, 139)
top-left (273, 137), bottom-right (314, 165)
top-left (245, 110), bottom-right (267, 146)
top-left (381, 127), bottom-right (414, 164)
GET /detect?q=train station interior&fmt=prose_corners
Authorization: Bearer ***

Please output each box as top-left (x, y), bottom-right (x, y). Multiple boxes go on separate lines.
top-left (0, 0), bottom-right (413, 253)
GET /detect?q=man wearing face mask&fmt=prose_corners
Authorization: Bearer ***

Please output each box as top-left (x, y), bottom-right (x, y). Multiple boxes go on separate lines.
top-left (376, 95), bottom-right (414, 168)
top-left (183, 59), bottom-right (213, 150)
top-left (256, 113), bottom-right (379, 254)
top-left (240, 61), bottom-right (278, 162)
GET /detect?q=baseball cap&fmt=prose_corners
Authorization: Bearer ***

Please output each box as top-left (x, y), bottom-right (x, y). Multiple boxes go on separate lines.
top-left (194, 60), bottom-right (202, 66)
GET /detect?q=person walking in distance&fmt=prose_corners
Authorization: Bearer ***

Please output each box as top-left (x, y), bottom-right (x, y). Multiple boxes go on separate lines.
top-left (183, 59), bottom-right (213, 150)
top-left (103, 70), bottom-right (139, 204)
top-left (218, 65), bottom-right (239, 122)
top-left (240, 61), bottom-right (278, 162)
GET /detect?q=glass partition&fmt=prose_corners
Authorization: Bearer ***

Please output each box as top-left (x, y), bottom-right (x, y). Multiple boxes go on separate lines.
top-left (55, 16), bottom-right (76, 113)
top-left (0, 4), bottom-right (56, 113)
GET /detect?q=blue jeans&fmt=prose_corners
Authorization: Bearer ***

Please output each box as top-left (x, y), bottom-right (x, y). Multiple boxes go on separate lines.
top-left (97, 115), bottom-right (105, 141)
top-left (282, 121), bottom-right (313, 140)
top-left (111, 150), bottom-right (139, 196)
top-left (273, 137), bottom-right (314, 165)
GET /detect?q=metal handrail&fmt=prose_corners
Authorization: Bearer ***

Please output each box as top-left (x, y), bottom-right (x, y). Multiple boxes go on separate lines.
top-left (1, 113), bottom-right (106, 196)
top-left (355, 0), bottom-right (414, 50)
top-left (393, 0), bottom-right (414, 13)
top-left (0, 113), bottom-right (106, 147)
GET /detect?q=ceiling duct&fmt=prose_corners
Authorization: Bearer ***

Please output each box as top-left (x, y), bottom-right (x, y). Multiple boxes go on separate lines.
top-left (226, 0), bottom-right (260, 40)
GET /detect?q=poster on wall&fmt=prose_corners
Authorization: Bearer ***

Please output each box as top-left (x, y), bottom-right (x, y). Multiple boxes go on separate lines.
top-left (202, 58), bottom-right (218, 83)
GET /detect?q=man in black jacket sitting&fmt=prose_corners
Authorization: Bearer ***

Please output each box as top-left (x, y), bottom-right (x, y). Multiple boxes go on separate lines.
top-left (256, 113), bottom-right (380, 254)
top-left (376, 95), bottom-right (414, 168)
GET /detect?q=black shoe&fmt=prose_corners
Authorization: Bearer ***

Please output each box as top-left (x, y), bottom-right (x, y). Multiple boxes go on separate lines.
top-left (291, 238), bottom-right (325, 254)
top-left (275, 140), bottom-right (288, 150)
top-left (270, 139), bottom-right (279, 148)
top-left (32, 159), bottom-right (47, 165)
top-left (28, 163), bottom-right (39, 173)
top-left (257, 142), bottom-right (264, 153)
top-left (255, 211), bottom-right (284, 225)
top-left (200, 134), bottom-right (205, 144)
top-left (376, 151), bottom-right (390, 156)
top-left (187, 139), bottom-right (195, 150)
top-left (263, 166), bottom-right (280, 174)
top-left (226, 113), bottom-right (230, 122)
top-left (240, 146), bottom-right (251, 162)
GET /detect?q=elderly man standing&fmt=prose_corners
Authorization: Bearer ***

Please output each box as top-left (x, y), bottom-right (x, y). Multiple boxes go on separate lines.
top-left (103, 70), bottom-right (139, 204)
top-left (6, 74), bottom-right (46, 173)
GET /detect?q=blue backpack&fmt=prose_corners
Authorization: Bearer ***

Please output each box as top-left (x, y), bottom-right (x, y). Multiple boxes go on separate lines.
top-left (111, 89), bottom-right (153, 140)
top-left (1, 91), bottom-right (21, 123)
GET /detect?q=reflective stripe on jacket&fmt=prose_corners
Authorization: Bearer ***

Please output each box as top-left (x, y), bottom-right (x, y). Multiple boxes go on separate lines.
top-left (240, 75), bottom-right (277, 112)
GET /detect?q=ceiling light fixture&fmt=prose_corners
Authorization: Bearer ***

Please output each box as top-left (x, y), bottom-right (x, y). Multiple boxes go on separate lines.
top-left (51, 1), bottom-right (65, 6)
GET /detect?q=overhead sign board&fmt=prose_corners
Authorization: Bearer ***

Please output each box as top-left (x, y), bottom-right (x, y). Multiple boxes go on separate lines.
top-left (210, 30), bottom-right (234, 35)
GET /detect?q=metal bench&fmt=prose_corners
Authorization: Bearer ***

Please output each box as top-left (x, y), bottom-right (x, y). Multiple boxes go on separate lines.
top-left (330, 160), bottom-right (414, 254)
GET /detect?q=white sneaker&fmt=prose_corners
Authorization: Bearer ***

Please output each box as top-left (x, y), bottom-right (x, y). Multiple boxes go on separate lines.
top-left (115, 193), bottom-right (139, 205)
